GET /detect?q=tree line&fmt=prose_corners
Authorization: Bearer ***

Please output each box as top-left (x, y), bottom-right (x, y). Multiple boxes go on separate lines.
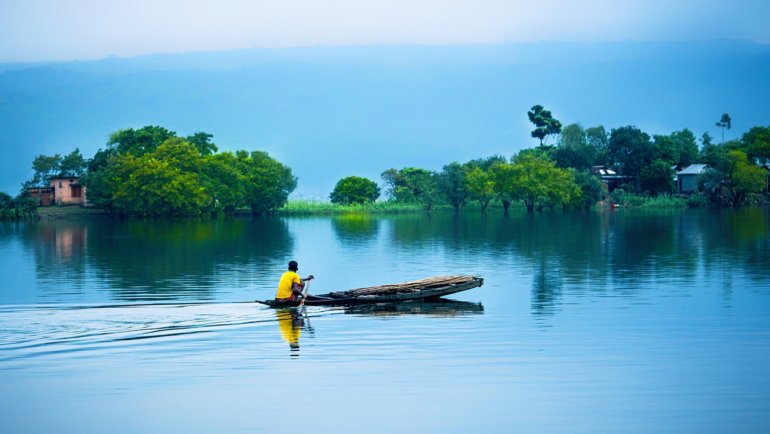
top-left (8, 107), bottom-right (770, 218)
top-left (331, 107), bottom-right (770, 211)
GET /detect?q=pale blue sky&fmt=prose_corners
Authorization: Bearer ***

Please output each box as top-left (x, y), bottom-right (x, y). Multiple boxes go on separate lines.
top-left (1, 0), bottom-right (769, 62)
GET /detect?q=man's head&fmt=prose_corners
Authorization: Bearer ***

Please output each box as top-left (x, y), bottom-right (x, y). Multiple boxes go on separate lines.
top-left (288, 260), bottom-right (298, 271)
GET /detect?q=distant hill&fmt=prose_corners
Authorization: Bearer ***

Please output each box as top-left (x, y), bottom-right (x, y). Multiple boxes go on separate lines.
top-left (1, 41), bottom-right (769, 197)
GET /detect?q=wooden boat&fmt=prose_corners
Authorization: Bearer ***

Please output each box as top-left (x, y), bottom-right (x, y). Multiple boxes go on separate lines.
top-left (256, 275), bottom-right (483, 307)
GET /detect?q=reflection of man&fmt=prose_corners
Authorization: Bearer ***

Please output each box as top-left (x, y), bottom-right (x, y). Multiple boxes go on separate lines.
top-left (276, 308), bottom-right (303, 351)
top-left (275, 260), bottom-right (314, 305)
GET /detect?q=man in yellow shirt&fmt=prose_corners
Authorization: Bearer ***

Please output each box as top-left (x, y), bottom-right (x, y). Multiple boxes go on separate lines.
top-left (275, 260), bottom-right (314, 304)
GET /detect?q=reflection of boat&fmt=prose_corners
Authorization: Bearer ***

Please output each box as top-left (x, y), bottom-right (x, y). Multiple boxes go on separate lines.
top-left (256, 275), bottom-right (483, 307)
top-left (343, 299), bottom-right (484, 317)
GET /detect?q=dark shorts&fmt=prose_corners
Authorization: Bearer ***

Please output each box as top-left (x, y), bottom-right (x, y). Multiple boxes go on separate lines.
top-left (274, 294), bottom-right (297, 304)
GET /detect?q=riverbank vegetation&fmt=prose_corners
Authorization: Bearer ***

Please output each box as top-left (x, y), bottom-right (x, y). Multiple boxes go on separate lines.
top-left (5, 107), bottom-right (769, 219)
top-left (0, 192), bottom-right (39, 220)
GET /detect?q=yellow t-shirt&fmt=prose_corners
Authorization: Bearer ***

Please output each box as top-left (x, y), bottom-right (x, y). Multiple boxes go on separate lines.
top-left (276, 271), bottom-right (301, 299)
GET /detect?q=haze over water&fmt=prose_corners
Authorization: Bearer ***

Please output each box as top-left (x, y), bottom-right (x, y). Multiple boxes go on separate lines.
top-left (1, 209), bottom-right (769, 433)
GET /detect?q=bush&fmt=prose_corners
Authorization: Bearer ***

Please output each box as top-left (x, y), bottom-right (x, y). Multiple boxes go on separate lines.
top-left (330, 176), bottom-right (380, 205)
top-left (686, 192), bottom-right (709, 208)
top-left (0, 191), bottom-right (39, 220)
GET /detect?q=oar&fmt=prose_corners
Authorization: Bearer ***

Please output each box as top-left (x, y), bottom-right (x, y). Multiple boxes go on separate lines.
top-left (298, 279), bottom-right (311, 307)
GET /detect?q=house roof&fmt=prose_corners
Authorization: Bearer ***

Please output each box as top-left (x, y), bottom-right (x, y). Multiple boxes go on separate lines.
top-left (677, 164), bottom-right (708, 175)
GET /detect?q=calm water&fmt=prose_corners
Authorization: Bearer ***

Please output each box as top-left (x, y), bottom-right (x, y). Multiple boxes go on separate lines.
top-left (1, 209), bottom-right (770, 433)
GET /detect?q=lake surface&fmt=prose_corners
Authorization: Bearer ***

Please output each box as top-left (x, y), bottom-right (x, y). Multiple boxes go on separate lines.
top-left (1, 209), bottom-right (769, 433)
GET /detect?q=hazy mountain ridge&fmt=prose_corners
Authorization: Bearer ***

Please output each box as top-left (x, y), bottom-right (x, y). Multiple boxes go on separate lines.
top-left (1, 41), bottom-right (768, 196)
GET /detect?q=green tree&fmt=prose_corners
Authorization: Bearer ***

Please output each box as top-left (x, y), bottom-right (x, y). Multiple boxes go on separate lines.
top-left (553, 123), bottom-right (598, 170)
top-left (572, 171), bottom-right (604, 209)
top-left (490, 162), bottom-right (518, 215)
top-left (527, 104), bottom-right (562, 147)
top-left (380, 167), bottom-right (440, 211)
top-left (108, 125), bottom-right (177, 156)
top-left (201, 152), bottom-right (246, 215)
top-left (110, 153), bottom-right (209, 216)
top-left (586, 125), bottom-right (609, 166)
top-left (330, 176), bottom-right (381, 204)
top-left (715, 113), bottom-right (732, 144)
top-left (607, 126), bottom-right (654, 191)
top-left (507, 153), bottom-right (580, 213)
top-left (466, 166), bottom-right (495, 213)
top-left (438, 162), bottom-right (468, 213)
top-left (699, 150), bottom-right (766, 207)
top-left (186, 132), bottom-right (218, 156)
top-left (59, 149), bottom-right (88, 177)
top-left (672, 129), bottom-right (699, 167)
top-left (235, 150), bottom-right (297, 215)
top-left (653, 135), bottom-right (679, 166)
top-left (29, 154), bottom-right (62, 187)
top-left (742, 126), bottom-right (770, 162)
top-left (639, 159), bottom-right (675, 196)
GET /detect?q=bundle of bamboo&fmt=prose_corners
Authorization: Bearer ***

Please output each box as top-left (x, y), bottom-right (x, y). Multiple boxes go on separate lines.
top-left (330, 275), bottom-right (478, 298)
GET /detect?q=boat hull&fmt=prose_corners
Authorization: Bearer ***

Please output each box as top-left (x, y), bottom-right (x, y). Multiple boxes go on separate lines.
top-left (257, 276), bottom-right (483, 307)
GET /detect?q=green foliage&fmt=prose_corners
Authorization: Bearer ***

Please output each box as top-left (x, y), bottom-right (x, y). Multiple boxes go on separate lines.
top-left (609, 189), bottom-right (686, 208)
top-left (639, 159), bottom-right (675, 196)
top-left (83, 127), bottom-right (295, 216)
top-left (698, 150), bottom-right (767, 207)
top-left (742, 125), bottom-right (770, 162)
top-left (330, 176), bottom-right (381, 205)
top-left (280, 199), bottom-right (423, 215)
top-left (108, 125), bottom-right (177, 156)
top-left (686, 192), bottom-right (709, 208)
top-left (59, 149), bottom-right (88, 177)
top-left (234, 150), bottom-right (297, 215)
top-left (380, 167), bottom-right (440, 211)
top-left (185, 132), bottom-right (218, 156)
top-left (572, 170), bottom-right (604, 209)
top-left (528, 104), bottom-right (562, 146)
top-left (716, 113), bottom-right (732, 143)
top-left (489, 161), bottom-right (517, 214)
top-left (466, 166), bottom-right (495, 212)
top-left (607, 126), bottom-right (654, 190)
top-left (672, 129), bottom-right (699, 167)
top-left (585, 126), bottom-right (609, 166)
top-left (0, 191), bottom-right (39, 220)
top-left (29, 154), bottom-right (62, 187)
top-left (438, 162), bottom-right (468, 212)
top-left (553, 124), bottom-right (600, 170)
top-left (503, 153), bottom-right (581, 212)
top-left (201, 152), bottom-right (246, 215)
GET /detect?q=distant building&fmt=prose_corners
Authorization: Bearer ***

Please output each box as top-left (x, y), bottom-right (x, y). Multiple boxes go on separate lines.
top-left (676, 164), bottom-right (708, 193)
top-left (50, 177), bottom-right (87, 205)
top-left (27, 187), bottom-right (54, 206)
top-left (591, 166), bottom-right (632, 193)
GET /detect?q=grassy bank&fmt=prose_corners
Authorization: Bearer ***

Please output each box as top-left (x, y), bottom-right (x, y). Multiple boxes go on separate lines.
top-left (277, 200), bottom-right (429, 215)
top-left (37, 206), bottom-right (110, 219)
top-left (608, 192), bottom-right (688, 208)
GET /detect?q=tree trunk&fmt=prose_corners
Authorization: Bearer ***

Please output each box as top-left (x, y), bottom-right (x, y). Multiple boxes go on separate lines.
top-left (502, 199), bottom-right (511, 216)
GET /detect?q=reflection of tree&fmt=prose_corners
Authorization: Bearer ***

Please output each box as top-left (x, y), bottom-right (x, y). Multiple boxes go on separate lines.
top-left (531, 256), bottom-right (563, 317)
top-left (331, 215), bottom-right (380, 247)
top-left (18, 217), bottom-right (294, 302)
top-left (386, 209), bottom-right (759, 314)
top-left (86, 217), bottom-right (293, 301)
top-left (700, 208), bottom-right (770, 286)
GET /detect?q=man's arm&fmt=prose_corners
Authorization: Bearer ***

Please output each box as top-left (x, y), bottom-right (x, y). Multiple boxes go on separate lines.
top-left (291, 275), bottom-right (314, 294)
